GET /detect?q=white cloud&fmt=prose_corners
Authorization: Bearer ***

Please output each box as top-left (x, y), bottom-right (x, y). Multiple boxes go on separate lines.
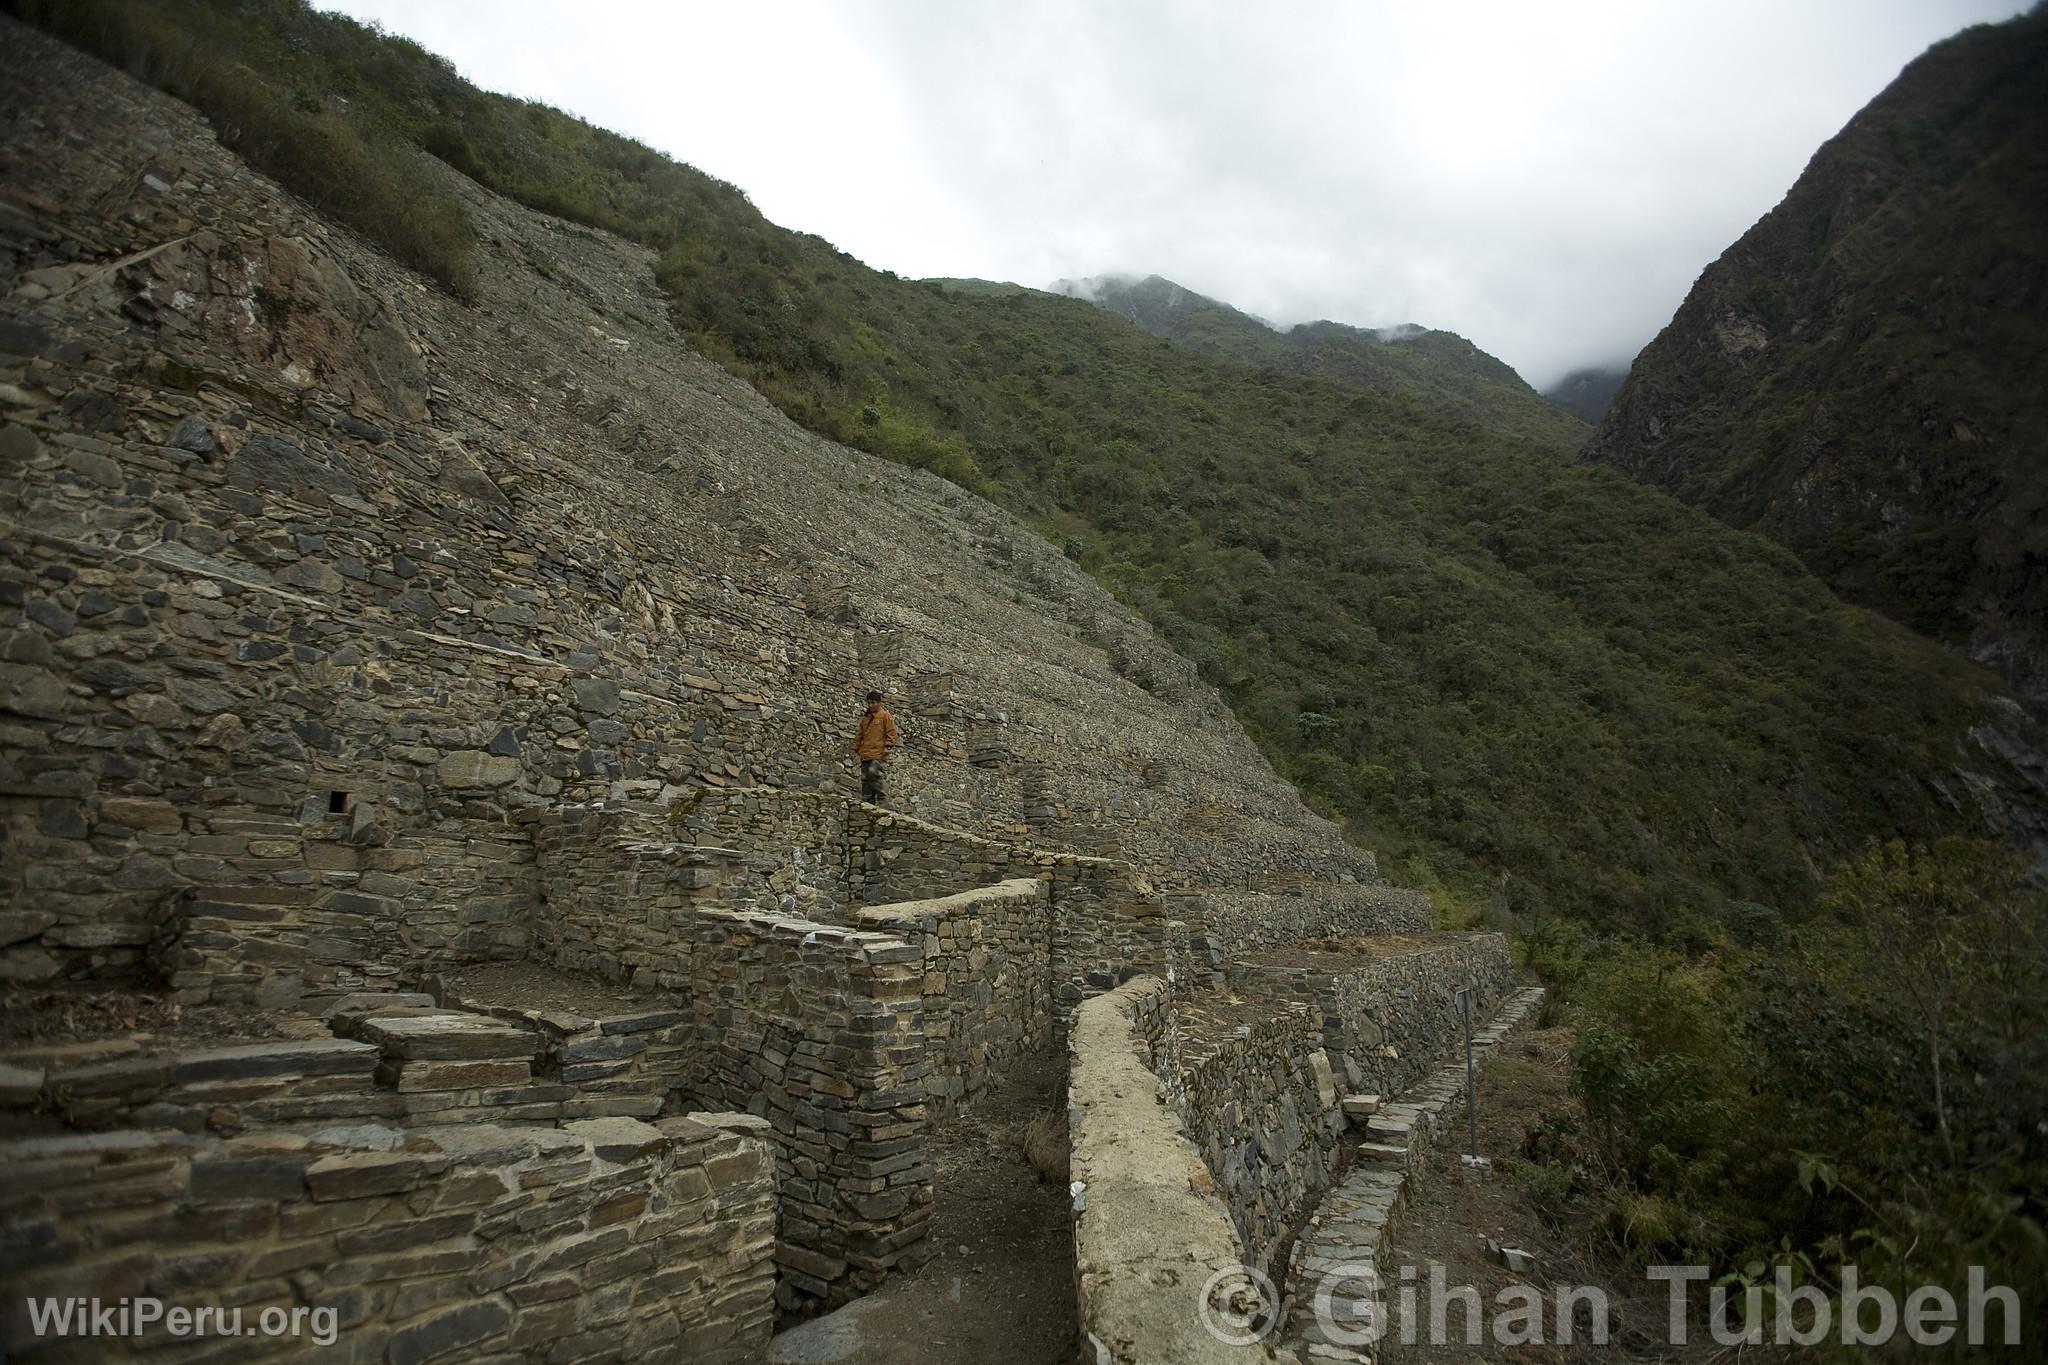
top-left (324, 0), bottom-right (2029, 388)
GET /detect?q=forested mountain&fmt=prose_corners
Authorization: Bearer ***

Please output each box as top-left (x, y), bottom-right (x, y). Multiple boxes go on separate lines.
top-left (1584, 7), bottom-right (2048, 702)
top-left (1542, 365), bottom-right (1629, 423)
top-left (1056, 273), bottom-right (1589, 445)
top-left (18, 0), bottom-right (2039, 944)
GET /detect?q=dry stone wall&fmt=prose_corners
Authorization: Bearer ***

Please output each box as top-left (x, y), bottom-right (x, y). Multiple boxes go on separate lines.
top-left (684, 908), bottom-right (933, 1310)
top-left (529, 802), bottom-right (735, 991)
top-left (1193, 887), bottom-right (1433, 961)
top-left (853, 805), bottom-right (1205, 1005)
top-left (1067, 978), bottom-right (1294, 1365)
top-left (684, 786), bottom-right (856, 918)
top-left (0, 15), bottom-right (1399, 1002)
top-left (851, 879), bottom-right (1053, 1115)
top-left (423, 984), bottom-right (693, 1124)
top-left (0, 1112), bottom-right (776, 1364)
top-left (0, 26), bottom-right (1504, 1355)
top-left (1227, 934), bottom-right (1515, 1097)
top-left (10, 996), bottom-right (706, 1137)
top-left (1176, 999), bottom-right (1346, 1271)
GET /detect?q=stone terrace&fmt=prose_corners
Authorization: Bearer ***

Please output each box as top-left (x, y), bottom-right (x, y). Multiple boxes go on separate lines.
top-left (0, 22), bottom-right (1506, 1363)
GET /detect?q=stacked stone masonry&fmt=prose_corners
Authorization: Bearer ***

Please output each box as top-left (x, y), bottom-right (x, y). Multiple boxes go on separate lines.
top-left (1226, 934), bottom-right (1515, 1097)
top-left (1176, 998), bottom-right (1346, 1271)
top-left (0, 22), bottom-right (1522, 1361)
top-left (1067, 946), bottom-right (1523, 1364)
top-left (1191, 887), bottom-right (1434, 961)
top-left (1278, 987), bottom-right (1549, 1361)
top-left (684, 909), bottom-right (933, 1310)
top-left (0, 1111), bottom-right (777, 1364)
top-left (1067, 978), bottom-right (1279, 1365)
top-left (851, 879), bottom-right (1053, 1114)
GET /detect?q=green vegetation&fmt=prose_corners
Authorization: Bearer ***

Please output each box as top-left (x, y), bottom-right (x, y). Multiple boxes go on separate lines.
top-left (11, 0), bottom-right (478, 297)
top-left (1584, 7), bottom-right (2048, 664)
top-left (1065, 273), bottom-right (1590, 447)
top-left (18, 0), bottom-right (2044, 1310)
top-left (1526, 839), bottom-right (2046, 1340)
top-left (1540, 364), bottom-right (1629, 424)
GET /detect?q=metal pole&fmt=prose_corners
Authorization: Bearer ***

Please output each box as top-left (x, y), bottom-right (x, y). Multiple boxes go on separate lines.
top-left (1456, 987), bottom-right (1477, 1158)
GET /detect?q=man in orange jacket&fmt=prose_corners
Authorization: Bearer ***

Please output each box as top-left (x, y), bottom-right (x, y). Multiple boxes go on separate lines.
top-left (852, 689), bottom-right (901, 805)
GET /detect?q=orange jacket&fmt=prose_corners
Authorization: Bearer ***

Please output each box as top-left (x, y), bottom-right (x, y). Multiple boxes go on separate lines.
top-left (854, 705), bottom-right (901, 760)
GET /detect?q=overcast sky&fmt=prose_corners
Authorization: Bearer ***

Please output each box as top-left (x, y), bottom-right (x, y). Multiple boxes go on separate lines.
top-left (329, 0), bottom-right (2028, 389)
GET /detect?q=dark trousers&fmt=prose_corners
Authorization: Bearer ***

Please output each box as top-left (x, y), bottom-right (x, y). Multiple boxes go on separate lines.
top-left (860, 758), bottom-right (884, 804)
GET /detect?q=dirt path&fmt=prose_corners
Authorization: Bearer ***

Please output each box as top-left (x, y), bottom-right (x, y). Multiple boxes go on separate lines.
top-left (1378, 1025), bottom-right (1719, 1361)
top-left (771, 1050), bottom-right (1076, 1365)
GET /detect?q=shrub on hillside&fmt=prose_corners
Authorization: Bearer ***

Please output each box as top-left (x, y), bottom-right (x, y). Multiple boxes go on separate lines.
top-left (12, 0), bottom-right (478, 299)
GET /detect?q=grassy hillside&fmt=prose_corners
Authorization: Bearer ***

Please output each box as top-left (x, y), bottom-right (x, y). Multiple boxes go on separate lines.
top-left (1584, 8), bottom-right (2048, 696)
top-left (18, 0), bottom-right (2033, 947)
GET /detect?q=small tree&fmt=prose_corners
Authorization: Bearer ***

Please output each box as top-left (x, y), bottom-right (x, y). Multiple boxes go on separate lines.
top-left (1824, 839), bottom-right (2044, 1164)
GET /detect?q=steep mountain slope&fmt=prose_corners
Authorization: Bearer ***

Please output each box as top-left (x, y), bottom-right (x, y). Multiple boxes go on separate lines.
top-left (1542, 365), bottom-right (1629, 424)
top-left (1583, 8), bottom-right (2048, 702)
top-left (0, 16), bottom-right (1374, 906)
top-left (17, 0), bottom-right (2044, 937)
top-left (1055, 273), bottom-right (1589, 446)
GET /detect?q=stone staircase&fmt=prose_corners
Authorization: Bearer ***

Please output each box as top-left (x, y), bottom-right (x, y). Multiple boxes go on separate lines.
top-left (1279, 986), bottom-right (1547, 1362)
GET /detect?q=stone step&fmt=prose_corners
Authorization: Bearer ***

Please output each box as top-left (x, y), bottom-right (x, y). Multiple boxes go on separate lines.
top-left (173, 1038), bottom-right (380, 1083)
top-left (350, 1012), bottom-right (543, 1063)
top-left (1277, 984), bottom-right (1549, 1358)
top-left (1339, 1093), bottom-right (1380, 1123)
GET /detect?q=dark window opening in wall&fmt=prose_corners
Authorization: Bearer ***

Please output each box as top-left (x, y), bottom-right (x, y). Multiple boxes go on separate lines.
top-left (327, 790), bottom-right (350, 815)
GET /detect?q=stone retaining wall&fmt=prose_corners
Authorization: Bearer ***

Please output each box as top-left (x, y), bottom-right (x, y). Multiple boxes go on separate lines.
top-left (1227, 934), bottom-right (1515, 1097)
top-left (1177, 1000), bottom-right (1345, 1271)
top-left (425, 984), bottom-right (693, 1124)
top-left (0, 1112), bottom-right (776, 1364)
top-left (6, 997), bottom-right (702, 1137)
top-left (685, 907), bottom-right (933, 1311)
top-left (1194, 887), bottom-right (1433, 962)
top-left (684, 786), bottom-right (855, 919)
top-left (851, 879), bottom-right (1052, 1116)
top-left (851, 804), bottom-right (1204, 1003)
top-left (530, 802), bottom-right (734, 991)
top-left (133, 819), bottom-right (536, 1011)
top-left (1068, 977), bottom-right (1294, 1365)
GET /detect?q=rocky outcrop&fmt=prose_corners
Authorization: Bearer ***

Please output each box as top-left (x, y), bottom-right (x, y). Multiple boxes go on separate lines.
top-left (1582, 8), bottom-right (2048, 705)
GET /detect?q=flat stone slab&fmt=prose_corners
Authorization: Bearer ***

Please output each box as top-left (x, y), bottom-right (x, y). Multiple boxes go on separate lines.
top-left (562, 1116), bottom-right (667, 1163)
top-left (354, 1014), bottom-right (541, 1061)
top-left (0, 1062), bottom-right (45, 1105)
top-left (768, 1292), bottom-right (893, 1365)
top-left (171, 1039), bottom-right (378, 1083)
top-left (597, 1009), bottom-right (688, 1035)
top-left (321, 991), bottom-right (437, 1018)
top-left (379, 1058), bottom-right (533, 1092)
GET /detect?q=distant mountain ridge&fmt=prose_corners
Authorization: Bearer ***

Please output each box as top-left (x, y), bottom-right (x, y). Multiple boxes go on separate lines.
top-left (1052, 273), bottom-right (1588, 444)
top-left (1543, 365), bottom-right (1629, 424)
top-left (1583, 7), bottom-right (2048, 702)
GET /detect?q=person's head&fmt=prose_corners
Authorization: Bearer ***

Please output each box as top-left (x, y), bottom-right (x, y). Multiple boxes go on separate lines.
top-left (865, 689), bottom-right (882, 710)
